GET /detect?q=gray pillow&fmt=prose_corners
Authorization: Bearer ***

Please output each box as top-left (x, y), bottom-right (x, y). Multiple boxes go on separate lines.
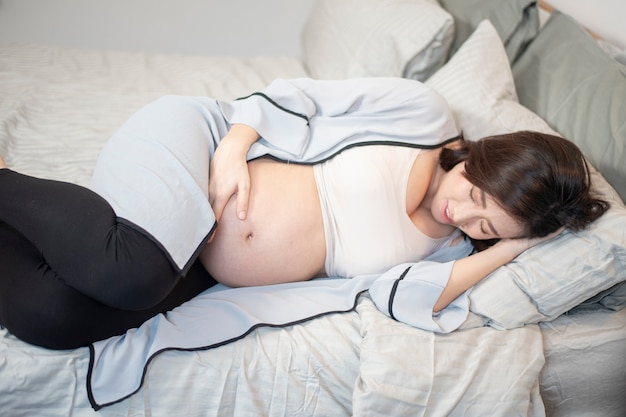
top-left (439, 0), bottom-right (539, 62)
top-left (571, 281), bottom-right (626, 313)
top-left (512, 11), bottom-right (626, 203)
top-left (301, 0), bottom-right (454, 81)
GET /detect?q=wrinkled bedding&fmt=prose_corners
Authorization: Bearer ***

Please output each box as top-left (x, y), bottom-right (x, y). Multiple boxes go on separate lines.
top-left (0, 44), bottom-right (308, 185)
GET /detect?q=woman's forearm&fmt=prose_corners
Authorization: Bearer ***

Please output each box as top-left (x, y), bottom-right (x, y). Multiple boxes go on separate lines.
top-left (433, 243), bottom-right (521, 312)
top-left (221, 123), bottom-right (260, 152)
top-left (220, 78), bottom-right (458, 163)
top-left (433, 230), bottom-right (563, 312)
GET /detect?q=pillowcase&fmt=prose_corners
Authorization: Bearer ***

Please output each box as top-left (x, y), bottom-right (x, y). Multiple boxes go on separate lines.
top-left (301, 0), bottom-right (453, 81)
top-left (426, 20), bottom-right (558, 139)
top-left (570, 280), bottom-right (626, 313)
top-left (512, 11), bottom-right (626, 203)
top-left (439, 0), bottom-right (539, 62)
top-left (426, 20), bottom-right (626, 329)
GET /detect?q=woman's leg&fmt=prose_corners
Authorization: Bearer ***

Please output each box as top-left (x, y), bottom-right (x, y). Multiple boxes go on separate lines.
top-left (0, 168), bottom-right (189, 310)
top-left (0, 168), bottom-right (216, 348)
top-left (0, 220), bottom-right (215, 349)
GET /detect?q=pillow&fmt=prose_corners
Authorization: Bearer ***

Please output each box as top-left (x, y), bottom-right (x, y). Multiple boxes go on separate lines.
top-left (426, 20), bottom-right (558, 139)
top-left (426, 20), bottom-right (626, 329)
top-left (439, 0), bottom-right (539, 62)
top-left (512, 11), bottom-right (626, 203)
top-left (570, 280), bottom-right (626, 313)
top-left (301, 0), bottom-right (453, 81)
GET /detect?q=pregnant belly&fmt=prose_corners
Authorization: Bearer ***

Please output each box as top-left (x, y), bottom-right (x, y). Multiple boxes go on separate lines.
top-left (200, 159), bottom-right (326, 286)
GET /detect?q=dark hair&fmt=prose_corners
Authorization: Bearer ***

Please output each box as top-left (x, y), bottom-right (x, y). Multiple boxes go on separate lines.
top-left (439, 131), bottom-right (609, 250)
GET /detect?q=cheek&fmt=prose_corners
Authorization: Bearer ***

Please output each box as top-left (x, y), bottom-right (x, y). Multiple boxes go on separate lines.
top-left (493, 214), bottom-right (525, 238)
top-left (443, 172), bottom-right (471, 199)
top-left (429, 195), bottom-right (444, 223)
top-left (463, 226), bottom-right (482, 240)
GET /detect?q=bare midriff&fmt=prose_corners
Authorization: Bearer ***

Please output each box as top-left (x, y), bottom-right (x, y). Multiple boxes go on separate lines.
top-left (200, 158), bottom-right (327, 287)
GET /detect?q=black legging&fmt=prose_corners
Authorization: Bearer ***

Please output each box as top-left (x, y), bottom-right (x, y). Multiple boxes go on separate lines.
top-left (0, 169), bottom-right (216, 349)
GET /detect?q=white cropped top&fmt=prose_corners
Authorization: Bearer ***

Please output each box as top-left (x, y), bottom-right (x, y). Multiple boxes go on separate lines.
top-left (314, 145), bottom-right (458, 277)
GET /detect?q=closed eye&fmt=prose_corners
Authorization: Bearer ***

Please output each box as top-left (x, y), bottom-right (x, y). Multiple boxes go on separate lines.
top-left (470, 186), bottom-right (487, 208)
top-left (471, 186), bottom-right (499, 237)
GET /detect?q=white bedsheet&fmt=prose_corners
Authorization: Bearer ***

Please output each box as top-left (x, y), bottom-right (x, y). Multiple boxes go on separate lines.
top-left (540, 308), bottom-right (626, 417)
top-left (88, 278), bottom-right (375, 409)
top-left (0, 44), bottom-right (308, 186)
top-left (0, 303), bottom-right (364, 417)
top-left (0, 296), bottom-right (550, 417)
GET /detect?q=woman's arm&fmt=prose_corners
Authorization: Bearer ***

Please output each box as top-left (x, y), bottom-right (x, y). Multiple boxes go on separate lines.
top-left (219, 77), bottom-right (459, 164)
top-left (369, 230), bottom-right (563, 333)
top-left (434, 231), bottom-right (564, 312)
top-left (211, 78), bottom-right (459, 222)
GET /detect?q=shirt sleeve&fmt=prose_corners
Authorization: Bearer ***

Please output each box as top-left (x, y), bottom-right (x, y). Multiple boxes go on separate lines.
top-left (368, 240), bottom-right (474, 333)
top-left (218, 77), bottom-right (459, 163)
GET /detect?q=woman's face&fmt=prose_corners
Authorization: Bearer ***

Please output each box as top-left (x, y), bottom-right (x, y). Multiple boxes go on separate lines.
top-left (431, 162), bottom-right (524, 240)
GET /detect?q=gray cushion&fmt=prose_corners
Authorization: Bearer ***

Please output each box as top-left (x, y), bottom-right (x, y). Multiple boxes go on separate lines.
top-left (513, 11), bottom-right (626, 203)
top-left (439, 0), bottom-right (539, 62)
top-left (301, 0), bottom-right (454, 81)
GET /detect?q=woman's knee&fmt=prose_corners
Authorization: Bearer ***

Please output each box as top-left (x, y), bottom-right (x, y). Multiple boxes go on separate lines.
top-left (65, 221), bottom-right (180, 311)
top-left (1, 280), bottom-right (96, 349)
top-left (0, 276), bottom-right (155, 349)
top-left (96, 265), bottom-right (179, 311)
top-left (86, 258), bottom-right (179, 311)
top-left (2, 308), bottom-right (82, 350)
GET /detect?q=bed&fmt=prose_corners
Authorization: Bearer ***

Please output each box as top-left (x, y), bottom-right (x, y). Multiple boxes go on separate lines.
top-left (1, 0), bottom-right (625, 416)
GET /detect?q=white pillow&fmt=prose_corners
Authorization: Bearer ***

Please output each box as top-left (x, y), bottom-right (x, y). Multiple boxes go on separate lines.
top-left (426, 21), bottom-right (626, 329)
top-left (301, 0), bottom-right (454, 81)
top-left (426, 20), bottom-right (558, 139)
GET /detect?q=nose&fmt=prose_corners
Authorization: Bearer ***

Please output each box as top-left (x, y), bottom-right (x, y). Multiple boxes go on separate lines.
top-left (453, 203), bottom-right (481, 228)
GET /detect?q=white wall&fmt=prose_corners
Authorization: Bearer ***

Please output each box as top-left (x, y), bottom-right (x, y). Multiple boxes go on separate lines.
top-left (543, 0), bottom-right (626, 49)
top-left (0, 0), bottom-right (315, 57)
top-left (1, 0), bottom-right (624, 56)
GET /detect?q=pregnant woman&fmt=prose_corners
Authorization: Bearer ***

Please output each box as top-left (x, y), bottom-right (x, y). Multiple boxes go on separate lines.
top-left (0, 78), bottom-right (607, 349)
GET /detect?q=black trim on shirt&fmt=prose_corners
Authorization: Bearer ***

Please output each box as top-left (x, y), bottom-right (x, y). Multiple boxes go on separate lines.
top-left (248, 136), bottom-right (463, 166)
top-left (86, 287), bottom-right (370, 410)
top-left (388, 266), bottom-right (412, 321)
top-left (236, 92), bottom-right (310, 124)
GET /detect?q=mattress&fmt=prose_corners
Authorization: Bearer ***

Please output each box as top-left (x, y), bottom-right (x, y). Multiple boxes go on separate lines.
top-left (539, 308), bottom-right (626, 417)
top-left (0, 44), bottom-right (308, 186)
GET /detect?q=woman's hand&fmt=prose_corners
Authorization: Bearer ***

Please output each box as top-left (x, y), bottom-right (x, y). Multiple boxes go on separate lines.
top-left (493, 227), bottom-right (566, 259)
top-left (434, 227), bottom-right (565, 312)
top-left (209, 124), bottom-right (260, 223)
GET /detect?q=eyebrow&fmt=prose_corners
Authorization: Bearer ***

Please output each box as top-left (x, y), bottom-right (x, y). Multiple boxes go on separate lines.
top-left (480, 189), bottom-right (500, 237)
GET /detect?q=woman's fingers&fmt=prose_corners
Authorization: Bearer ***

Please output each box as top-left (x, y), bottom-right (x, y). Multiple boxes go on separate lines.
top-left (208, 172), bottom-right (251, 223)
top-left (236, 178), bottom-right (250, 220)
